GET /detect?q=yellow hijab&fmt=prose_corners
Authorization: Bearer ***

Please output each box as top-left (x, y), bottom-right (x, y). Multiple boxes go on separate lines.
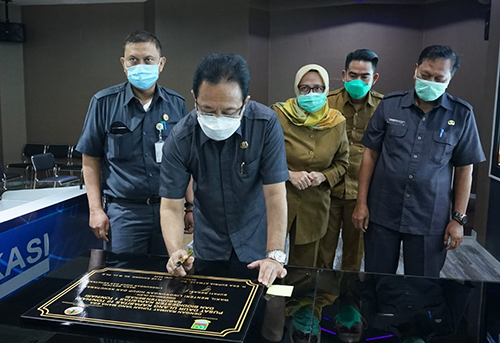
top-left (275, 64), bottom-right (344, 130)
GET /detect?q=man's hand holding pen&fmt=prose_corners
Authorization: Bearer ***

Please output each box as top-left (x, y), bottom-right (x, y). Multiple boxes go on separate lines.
top-left (166, 249), bottom-right (194, 276)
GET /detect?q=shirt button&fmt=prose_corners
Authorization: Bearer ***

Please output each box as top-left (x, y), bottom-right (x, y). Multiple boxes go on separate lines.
top-left (145, 153), bottom-right (149, 157)
top-left (413, 154), bottom-right (418, 159)
top-left (309, 151), bottom-right (314, 156)
top-left (353, 127), bottom-right (356, 130)
top-left (310, 134), bottom-right (315, 138)
top-left (406, 193), bottom-right (410, 198)
top-left (355, 112), bottom-right (359, 116)
top-left (143, 131), bottom-right (147, 136)
top-left (349, 141), bottom-right (353, 145)
top-left (417, 136), bottom-right (422, 140)
top-left (422, 117), bottom-right (426, 121)
top-left (149, 173), bottom-right (153, 177)
top-left (409, 174), bottom-right (413, 179)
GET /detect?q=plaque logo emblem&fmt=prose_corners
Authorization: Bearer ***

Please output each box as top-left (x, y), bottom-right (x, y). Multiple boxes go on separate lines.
top-left (64, 306), bottom-right (84, 316)
top-left (191, 319), bottom-right (210, 330)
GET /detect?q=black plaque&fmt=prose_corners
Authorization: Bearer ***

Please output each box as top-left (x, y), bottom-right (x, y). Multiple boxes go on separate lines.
top-left (22, 267), bottom-right (264, 342)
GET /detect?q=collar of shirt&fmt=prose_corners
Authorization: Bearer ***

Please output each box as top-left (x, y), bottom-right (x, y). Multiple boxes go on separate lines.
top-left (401, 89), bottom-right (453, 111)
top-left (341, 87), bottom-right (378, 108)
top-left (198, 110), bottom-right (246, 147)
top-left (123, 81), bottom-right (169, 107)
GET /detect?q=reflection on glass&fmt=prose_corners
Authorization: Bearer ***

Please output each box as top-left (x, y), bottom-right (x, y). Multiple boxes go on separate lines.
top-left (498, 143), bottom-right (500, 166)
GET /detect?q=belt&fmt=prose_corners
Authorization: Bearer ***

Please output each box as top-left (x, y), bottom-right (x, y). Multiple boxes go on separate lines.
top-left (105, 195), bottom-right (161, 205)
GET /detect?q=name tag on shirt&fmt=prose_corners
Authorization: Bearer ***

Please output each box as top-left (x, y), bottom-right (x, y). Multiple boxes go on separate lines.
top-left (387, 118), bottom-right (406, 126)
top-left (155, 141), bottom-right (164, 163)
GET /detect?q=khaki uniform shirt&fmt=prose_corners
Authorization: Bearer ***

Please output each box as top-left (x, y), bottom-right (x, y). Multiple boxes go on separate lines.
top-left (272, 105), bottom-right (349, 244)
top-left (328, 88), bottom-right (383, 200)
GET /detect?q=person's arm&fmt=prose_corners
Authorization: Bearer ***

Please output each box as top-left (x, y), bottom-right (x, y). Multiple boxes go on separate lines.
top-left (82, 154), bottom-right (109, 242)
top-left (444, 165), bottom-right (472, 250)
top-left (183, 177), bottom-right (195, 234)
top-left (352, 148), bottom-right (380, 232)
top-left (161, 197), bottom-right (194, 275)
top-left (247, 182), bottom-right (287, 287)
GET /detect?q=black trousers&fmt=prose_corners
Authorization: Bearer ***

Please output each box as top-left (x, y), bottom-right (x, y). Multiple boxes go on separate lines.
top-left (364, 222), bottom-right (447, 277)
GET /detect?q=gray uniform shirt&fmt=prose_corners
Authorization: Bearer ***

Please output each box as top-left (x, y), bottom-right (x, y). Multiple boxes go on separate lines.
top-left (361, 90), bottom-right (485, 236)
top-left (76, 82), bottom-right (187, 199)
top-left (159, 101), bottom-right (289, 262)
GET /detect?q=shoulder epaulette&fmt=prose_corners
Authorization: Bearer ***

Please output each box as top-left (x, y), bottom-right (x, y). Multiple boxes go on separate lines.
top-left (163, 88), bottom-right (185, 101)
top-left (383, 90), bottom-right (408, 100)
top-left (370, 89), bottom-right (384, 99)
top-left (448, 94), bottom-right (473, 111)
top-left (94, 83), bottom-right (126, 99)
top-left (327, 88), bottom-right (343, 97)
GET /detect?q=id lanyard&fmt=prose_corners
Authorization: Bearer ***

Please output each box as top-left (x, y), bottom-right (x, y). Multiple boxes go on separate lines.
top-left (155, 121), bottom-right (167, 163)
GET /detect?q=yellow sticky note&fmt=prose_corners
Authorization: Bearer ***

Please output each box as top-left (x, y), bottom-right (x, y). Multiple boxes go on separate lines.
top-left (266, 285), bottom-right (294, 297)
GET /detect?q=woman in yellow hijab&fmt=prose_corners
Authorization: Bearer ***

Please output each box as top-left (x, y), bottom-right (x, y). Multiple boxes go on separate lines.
top-left (271, 64), bottom-right (349, 267)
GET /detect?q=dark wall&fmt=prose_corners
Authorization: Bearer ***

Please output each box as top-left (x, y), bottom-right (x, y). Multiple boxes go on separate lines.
top-left (153, 0), bottom-right (250, 105)
top-left (268, 2), bottom-right (488, 104)
top-left (22, 3), bottom-right (144, 145)
top-left (478, 0), bottom-right (500, 250)
top-left (0, 4), bottom-right (26, 165)
top-left (19, 0), bottom-right (491, 147)
top-left (269, 4), bottom-right (424, 102)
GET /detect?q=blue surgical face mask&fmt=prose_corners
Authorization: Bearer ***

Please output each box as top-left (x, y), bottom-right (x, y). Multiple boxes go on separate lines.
top-left (127, 64), bottom-right (160, 90)
top-left (297, 92), bottom-right (327, 113)
top-left (414, 77), bottom-right (449, 102)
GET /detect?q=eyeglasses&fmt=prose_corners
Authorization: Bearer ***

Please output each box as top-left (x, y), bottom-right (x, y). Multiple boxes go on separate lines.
top-left (298, 84), bottom-right (326, 95)
top-left (195, 101), bottom-right (245, 119)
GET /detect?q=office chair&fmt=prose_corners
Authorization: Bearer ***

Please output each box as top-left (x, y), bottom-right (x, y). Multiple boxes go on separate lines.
top-left (6, 143), bottom-right (46, 186)
top-left (1, 163), bottom-right (24, 190)
top-left (31, 153), bottom-right (79, 189)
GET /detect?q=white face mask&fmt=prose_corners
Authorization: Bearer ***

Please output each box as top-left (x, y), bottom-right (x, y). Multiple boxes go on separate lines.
top-left (197, 114), bottom-right (241, 141)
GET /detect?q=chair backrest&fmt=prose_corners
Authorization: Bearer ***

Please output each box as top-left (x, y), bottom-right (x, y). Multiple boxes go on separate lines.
top-left (31, 153), bottom-right (56, 172)
top-left (47, 144), bottom-right (71, 159)
top-left (23, 144), bottom-right (46, 161)
top-left (70, 146), bottom-right (82, 163)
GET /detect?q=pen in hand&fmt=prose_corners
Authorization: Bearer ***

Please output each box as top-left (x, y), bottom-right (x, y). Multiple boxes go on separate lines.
top-left (174, 249), bottom-right (194, 269)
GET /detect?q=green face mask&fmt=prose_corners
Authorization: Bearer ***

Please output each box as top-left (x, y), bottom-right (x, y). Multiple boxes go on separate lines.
top-left (336, 305), bottom-right (361, 328)
top-left (297, 92), bottom-right (327, 113)
top-left (403, 336), bottom-right (425, 343)
top-left (415, 77), bottom-right (449, 102)
top-left (345, 79), bottom-right (371, 99)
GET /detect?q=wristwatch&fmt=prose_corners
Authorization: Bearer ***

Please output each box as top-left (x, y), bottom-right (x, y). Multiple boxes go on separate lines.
top-left (266, 250), bottom-right (287, 264)
top-left (452, 211), bottom-right (468, 226)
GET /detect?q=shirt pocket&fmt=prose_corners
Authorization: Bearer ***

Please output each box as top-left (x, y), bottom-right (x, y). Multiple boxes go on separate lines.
top-left (236, 158), bottom-right (260, 180)
top-left (385, 124), bottom-right (408, 155)
top-left (160, 119), bottom-right (178, 141)
top-left (107, 132), bottom-right (134, 161)
top-left (430, 131), bottom-right (458, 164)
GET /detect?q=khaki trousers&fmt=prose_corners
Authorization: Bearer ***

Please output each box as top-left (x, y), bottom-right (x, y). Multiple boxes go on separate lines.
top-left (318, 196), bottom-right (363, 271)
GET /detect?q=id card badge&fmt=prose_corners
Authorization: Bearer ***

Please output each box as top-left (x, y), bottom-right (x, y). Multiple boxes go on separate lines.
top-left (155, 140), bottom-right (164, 163)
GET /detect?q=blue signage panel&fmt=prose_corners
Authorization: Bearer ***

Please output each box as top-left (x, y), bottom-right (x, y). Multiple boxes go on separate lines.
top-left (0, 194), bottom-right (100, 300)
